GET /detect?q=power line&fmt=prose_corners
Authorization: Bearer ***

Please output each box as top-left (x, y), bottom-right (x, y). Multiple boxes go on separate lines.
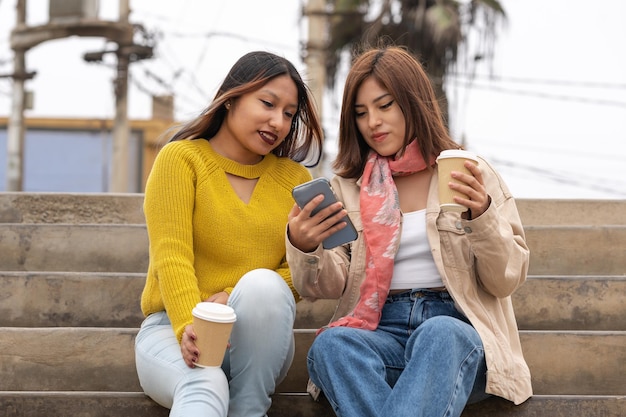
top-left (128, 66), bottom-right (206, 115)
top-left (146, 35), bottom-right (213, 101)
top-left (128, 70), bottom-right (160, 98)
top-left (171, 67), bottom-right (210, 101)
top-left (139, 66), bottom-right (173, 94)
top-left (137, 63), bottom-right (210, 106)
top-left (164, 30), bottom-right (296, 52)
top-left (450, 80), bottom-right (626, 108)
top-left (447, 73), bottom-right (626, 90)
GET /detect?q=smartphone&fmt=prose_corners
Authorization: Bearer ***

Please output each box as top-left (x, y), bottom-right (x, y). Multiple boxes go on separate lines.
top-left (292, 177), bottom-right (358, 249)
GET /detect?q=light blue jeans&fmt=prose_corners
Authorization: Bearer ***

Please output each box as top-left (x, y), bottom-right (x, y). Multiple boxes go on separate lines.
top-left (135, 269), bottom-right (296, 417)
top-left (308, 289), bottom-right (489, 417)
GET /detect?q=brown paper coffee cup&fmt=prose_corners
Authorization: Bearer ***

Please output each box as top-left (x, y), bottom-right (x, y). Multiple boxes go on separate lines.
top-left (436, 150), bottom-right (479, 212)
top-left (191, 302), bottom-right (237, 367)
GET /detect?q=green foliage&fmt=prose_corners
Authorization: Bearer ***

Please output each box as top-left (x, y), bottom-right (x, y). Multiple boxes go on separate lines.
top-left (324, 0), bottom-right (507, 94)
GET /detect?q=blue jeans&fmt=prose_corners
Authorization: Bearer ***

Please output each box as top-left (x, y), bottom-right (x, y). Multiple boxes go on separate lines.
top-left (308, 289), bottom-right (489, 417)
top-left (135, 269), bottom-right (296, 417)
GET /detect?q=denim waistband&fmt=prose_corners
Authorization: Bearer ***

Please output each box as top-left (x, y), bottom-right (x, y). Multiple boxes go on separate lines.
top-left (386, 288), bottom-right (450, 303)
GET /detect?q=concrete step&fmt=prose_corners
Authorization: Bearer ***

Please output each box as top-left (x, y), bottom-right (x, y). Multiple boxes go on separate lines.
top-left (1, 327), bottom-right (624, 395)
top-left (0, 271), bottom-right (145, 328)
top-left (3, 272), bottom-right (625, 331)
top-left (516, 199), bottom-right (626, 226)
top-left (0, 328), bottom-right (139, 392)
top-left (0, 224), bottom-right (148, 272)
top-left (0, 392), bottom-right (622, 417)
top-left (513, 275), bottom-right (626, 331)
top-left (0, 392), bottom-right (169, 417)
top-left (518, 331), bottom-right (626, 395)
top-left (461, 395), bottom-right (626, 417)
top-left (1, 193), bottom-right (623, 415)
top-left (524, 226), bottom-right (626, 275)
top-left (2, 192), bottom-right (625, 226)
top-left (2, 223), bottom-right (624, 275)
top-left (0, 192), bottom-right (145, 224)
top-left (0, 271), bottom-right (626, 330)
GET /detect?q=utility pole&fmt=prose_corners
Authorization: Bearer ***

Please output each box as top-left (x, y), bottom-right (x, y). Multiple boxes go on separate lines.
top-left (303, 0), bottom-right (328, 176)
top-left (110, 0), bottom-right (131, 193)
top-left (5, 0), bottom-right (29, 191)
top-left (303, 0), bottom-right (327, 117)
top-left (6, 0), bottom-right (152, 192)
top-left (83, 0), bottom-right (153, 192)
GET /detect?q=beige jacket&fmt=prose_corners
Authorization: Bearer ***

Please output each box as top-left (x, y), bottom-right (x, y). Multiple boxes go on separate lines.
top-left (286, 156), bottom-right (532, 405)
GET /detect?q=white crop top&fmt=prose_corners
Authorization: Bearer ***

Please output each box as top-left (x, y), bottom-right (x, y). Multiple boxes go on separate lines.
top-left (390, 209), bottom-right (444, 290)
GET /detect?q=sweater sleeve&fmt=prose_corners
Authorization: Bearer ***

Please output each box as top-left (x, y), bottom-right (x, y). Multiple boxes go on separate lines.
top-left (273, 163), bottom-right (313, 302)
top-left (144, 142), bottom-right (203, 342)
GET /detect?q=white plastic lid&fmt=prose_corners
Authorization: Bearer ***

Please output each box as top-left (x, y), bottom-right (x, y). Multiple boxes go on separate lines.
top-left (192, 302), bottom-right (237, 323)
top-left (436, 149), bottom-right (479, 162)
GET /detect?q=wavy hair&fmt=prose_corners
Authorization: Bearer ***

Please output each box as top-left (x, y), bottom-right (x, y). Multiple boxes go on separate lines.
top-left (333, 45), bottom-right (459, 178)
top-left (168, 51), bottom-right (323, 167)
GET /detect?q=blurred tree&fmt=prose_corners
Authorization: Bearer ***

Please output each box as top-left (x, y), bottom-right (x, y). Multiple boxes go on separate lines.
top-left (324, 0), bottom-right (506, 120)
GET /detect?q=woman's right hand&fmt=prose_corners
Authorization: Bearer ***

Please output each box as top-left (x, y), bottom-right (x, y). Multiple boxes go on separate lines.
top-left (181, 324), bottom-right (199, 368)
top-left (205, 291), bottom-right (229, 305)
top-left (287, 195), bottom-right (349, 252)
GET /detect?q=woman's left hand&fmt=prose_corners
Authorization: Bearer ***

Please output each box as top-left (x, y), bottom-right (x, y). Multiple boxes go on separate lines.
top-left (450, 161), bottom-right (490, 219)
top-left (181, 324), bottom-right (199, 368)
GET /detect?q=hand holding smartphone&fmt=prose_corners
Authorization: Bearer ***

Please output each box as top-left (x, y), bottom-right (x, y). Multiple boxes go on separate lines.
top-left (292, 178), bottom-right (358, 249)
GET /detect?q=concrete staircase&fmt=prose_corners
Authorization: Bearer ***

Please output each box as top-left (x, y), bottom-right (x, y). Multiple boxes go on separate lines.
top-left (0, 192), bottom-right (624, 417)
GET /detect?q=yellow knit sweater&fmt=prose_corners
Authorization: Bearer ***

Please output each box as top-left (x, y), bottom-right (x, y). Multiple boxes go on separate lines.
top-left (140, 139), bottom-right (312, 341)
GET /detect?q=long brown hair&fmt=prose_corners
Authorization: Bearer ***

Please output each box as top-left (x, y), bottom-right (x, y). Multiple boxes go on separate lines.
top-left (333, 45), bottom-right (459, 178)
top-left (169, 51), bottom-right (324, 167)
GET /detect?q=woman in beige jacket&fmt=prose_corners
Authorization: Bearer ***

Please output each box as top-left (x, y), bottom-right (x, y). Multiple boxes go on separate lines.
top-left (286, 46), bottom-right (532, 417)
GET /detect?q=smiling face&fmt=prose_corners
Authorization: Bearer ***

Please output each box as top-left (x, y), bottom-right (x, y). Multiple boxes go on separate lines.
top-left (214, 74), bottom-right (299, 164)
top-left (354, 76), bottom-right (406, 158)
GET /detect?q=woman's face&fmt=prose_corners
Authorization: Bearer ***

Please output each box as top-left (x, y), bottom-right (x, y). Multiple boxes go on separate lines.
top-left (354, 76), bottom-right (406, 157)
top-left (223, 74), bottom-right (298, 163)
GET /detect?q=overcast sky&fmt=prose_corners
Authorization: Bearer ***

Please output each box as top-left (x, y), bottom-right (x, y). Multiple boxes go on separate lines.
top-left (1, 0), bottom-right (625, 199)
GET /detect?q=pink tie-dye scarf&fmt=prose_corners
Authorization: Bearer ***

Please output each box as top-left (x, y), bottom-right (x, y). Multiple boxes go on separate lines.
top-left (328, 140), bottom-right (430, 330)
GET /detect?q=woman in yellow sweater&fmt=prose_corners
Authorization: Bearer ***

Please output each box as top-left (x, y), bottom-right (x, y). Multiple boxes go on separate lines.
top-left (134, 51), bottom-right (323, 417)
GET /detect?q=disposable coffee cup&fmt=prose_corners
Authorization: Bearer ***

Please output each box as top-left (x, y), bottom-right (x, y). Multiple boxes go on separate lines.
top-left (191, 302), bottom-right (237, 367)
top-left (436, 149), bottom-right (479, 212)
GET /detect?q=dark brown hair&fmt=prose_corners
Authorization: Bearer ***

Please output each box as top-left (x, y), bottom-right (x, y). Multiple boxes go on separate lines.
top-left (169, 51), bottom-right (323, 166)
top-left (333, 45), bottom-right (459, 178)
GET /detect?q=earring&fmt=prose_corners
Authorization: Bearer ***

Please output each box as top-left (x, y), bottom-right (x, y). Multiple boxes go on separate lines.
top-left (225, 102), bottom-right (231, 109)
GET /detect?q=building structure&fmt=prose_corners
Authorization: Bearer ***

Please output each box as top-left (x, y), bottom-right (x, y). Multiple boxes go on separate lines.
top-left (0, 96), bottom-right (174, 193)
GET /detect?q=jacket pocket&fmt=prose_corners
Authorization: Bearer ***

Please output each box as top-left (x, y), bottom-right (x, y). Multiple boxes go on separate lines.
top-left (436, 214), bottom-right (475, 269)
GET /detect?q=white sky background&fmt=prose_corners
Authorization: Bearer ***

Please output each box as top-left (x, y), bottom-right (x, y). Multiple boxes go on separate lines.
top-left (0, 0), bottom-right (625, 199)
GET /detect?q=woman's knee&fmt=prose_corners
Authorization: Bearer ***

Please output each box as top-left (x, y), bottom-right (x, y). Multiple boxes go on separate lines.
top-left (309, 327), bottom-right (359, 361)
top-left (230, 269), bottom-right (295, 319)
top-left (420, 316), bottom-right (480, 342)
top-left (233, 269), bottom-right (293, 302)
top-left (408, 316), bottom-right (483, 359)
